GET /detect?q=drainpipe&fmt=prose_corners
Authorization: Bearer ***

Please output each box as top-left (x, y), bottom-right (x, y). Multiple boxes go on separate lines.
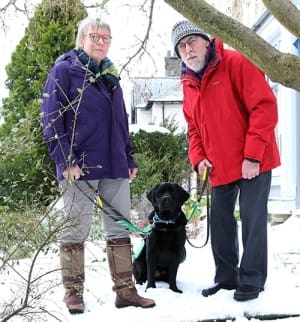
top-left (296, 93), bottom-right (300, 208)
top-left (294, 38), bottom-right (300, 208)
top-left (131, 89), bottom-right (136, 124)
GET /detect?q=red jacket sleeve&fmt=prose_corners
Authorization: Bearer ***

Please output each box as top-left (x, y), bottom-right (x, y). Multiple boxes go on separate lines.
top-left (230, 54), bottom-right (278, 162)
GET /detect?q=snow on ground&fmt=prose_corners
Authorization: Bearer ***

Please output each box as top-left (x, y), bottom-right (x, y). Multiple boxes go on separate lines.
top-left (1, 215), bottom-right (300, 322)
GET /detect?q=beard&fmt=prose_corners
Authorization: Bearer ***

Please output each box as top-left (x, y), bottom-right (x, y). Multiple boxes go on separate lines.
top-left (183, 46), bottom-right (209, 72)
top-left (184, 56), bottom-right (206, 72)
top-left (186, 63), bottom-right (203, 72)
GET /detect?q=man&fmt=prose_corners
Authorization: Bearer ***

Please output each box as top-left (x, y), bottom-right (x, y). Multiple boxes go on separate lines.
top-left (171, 20), bottom-right (280, 301)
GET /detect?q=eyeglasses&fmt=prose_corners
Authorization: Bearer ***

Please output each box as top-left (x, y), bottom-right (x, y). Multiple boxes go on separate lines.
top-left (88, 33), bottom-right (112, 44)
top-left (177, 36), bottom-right (199, 51)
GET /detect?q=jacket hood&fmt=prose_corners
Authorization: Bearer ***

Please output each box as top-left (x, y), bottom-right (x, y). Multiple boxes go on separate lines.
top-left (213, 38), bottom-right (224, 58)
top-left (54, 50), bottom-right (75, 65)
top-left (54, 49), bottom-right (120, 92)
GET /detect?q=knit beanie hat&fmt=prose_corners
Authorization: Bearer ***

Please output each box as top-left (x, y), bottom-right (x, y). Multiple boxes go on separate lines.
top-left (171, 20), bottom-right (210, 57)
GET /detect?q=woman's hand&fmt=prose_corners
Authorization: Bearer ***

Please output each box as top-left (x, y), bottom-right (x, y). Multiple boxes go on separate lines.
top-left (63, 165), bottom-right (83, 182)
top-left (129, 168), bottom-right (138, 181)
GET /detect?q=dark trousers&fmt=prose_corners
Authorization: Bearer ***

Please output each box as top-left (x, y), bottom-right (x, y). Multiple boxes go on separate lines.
top-left (210, 171), bottom-right (271, 288)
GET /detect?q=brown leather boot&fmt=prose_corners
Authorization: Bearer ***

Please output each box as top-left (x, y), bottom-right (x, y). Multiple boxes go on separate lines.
top-left (60, 242), bottom-right (85, 314)
top-left (106, 238), bottom-right (155, 308)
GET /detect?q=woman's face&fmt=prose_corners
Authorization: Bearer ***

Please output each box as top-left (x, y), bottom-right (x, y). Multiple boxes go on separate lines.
top-left (79, 25), bottom-right (112, 65)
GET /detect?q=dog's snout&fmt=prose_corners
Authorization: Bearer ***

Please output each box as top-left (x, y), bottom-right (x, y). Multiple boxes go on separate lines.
top-left (161, 194), bottom-right (171, 203)
top-left (160, 194), bottom-right (172, 209)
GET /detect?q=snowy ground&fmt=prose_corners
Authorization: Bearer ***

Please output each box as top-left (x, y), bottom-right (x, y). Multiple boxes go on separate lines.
top-left (1, 215), bottom-right (300, 322)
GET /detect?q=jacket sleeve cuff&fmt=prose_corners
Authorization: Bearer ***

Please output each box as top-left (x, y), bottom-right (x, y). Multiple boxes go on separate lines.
top-left (244, 158), bottom-right (260, 163)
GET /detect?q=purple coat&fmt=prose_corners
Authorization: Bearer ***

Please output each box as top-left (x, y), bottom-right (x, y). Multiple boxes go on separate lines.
top-left (40, 50), bottom-right (137, 181)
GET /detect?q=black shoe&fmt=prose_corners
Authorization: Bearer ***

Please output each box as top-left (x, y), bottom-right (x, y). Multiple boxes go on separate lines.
top-left (202, 283), bottom-right (237, 297)
top-left (233, 285), bottom-right (263, 301)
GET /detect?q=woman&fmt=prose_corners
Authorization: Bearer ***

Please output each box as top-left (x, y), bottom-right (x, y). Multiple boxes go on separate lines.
top-left (40, 17), bottom-right (155, 314)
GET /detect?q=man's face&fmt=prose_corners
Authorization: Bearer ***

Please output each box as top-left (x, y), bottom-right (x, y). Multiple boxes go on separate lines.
top-left (177, 35), bottom-right (209, 72)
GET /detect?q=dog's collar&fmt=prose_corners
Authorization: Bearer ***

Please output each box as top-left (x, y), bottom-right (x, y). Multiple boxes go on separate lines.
top-left (153, 212), bottom-right (180, 224)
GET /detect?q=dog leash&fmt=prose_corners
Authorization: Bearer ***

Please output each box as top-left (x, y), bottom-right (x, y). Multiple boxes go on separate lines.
top-left (74, 181), bottom-right (156, 260)
top-left (73, 181), bottom-right (148, 237)
top-left (73, 180), bottom-right (188, 260)
top-left (73, 176), bottom-right (210, 249)
top-left (186, 166), bottom-right (210, 249)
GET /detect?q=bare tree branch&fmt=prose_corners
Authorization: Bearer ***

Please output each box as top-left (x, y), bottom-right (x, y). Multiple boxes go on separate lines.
top-left (119, 0), bottom-right (156, 76)
top-left (262, 0), bottom-right (300, 39)
top-left (0, 0), bottom-right (33, 33)
top-left (164, 0), bottom-right (300, 91)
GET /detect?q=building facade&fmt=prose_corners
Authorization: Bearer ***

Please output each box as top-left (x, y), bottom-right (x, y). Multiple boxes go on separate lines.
top-left (253, 0), bottom-right (300, 213)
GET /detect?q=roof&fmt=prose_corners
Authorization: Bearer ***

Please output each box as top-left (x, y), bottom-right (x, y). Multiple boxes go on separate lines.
top-left (132, 77), bottom-right (182, 107)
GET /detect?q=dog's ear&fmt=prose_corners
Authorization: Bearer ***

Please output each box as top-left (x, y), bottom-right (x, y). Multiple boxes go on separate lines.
top-left (177, 185), bottom-right (190, 205)
top-left (147, 184), bottom-right (159, 203)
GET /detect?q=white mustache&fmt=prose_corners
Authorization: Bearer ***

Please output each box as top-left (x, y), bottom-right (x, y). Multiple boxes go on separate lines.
top-left (186, 52), bottom-right (195, 59)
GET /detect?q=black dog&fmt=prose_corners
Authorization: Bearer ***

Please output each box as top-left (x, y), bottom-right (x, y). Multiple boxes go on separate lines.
top-left (133, 182), bottom-right (190, 293)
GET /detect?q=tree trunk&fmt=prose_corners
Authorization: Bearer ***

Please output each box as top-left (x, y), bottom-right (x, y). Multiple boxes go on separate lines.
top-left (164, 0), bottom-right (300, 92)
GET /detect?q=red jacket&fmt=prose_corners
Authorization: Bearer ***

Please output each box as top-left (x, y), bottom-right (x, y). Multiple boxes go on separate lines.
top-left (181, 39), bottom-right (280, 187)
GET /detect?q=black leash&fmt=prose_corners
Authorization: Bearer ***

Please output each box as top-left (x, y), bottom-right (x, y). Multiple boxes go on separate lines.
top-left (186, 167), bottom-right (210, 249)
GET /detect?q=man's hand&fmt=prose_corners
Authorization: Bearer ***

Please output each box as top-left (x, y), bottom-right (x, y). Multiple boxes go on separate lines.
top-left (197, 159), bottom-right (212, 176)
top-left (242, 159), bottom-right (260, 180)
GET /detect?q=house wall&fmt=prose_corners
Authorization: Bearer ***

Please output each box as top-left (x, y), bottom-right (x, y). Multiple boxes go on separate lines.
top-left (132, 76), bottom-right (184, 130)
top-left (136, 108), bottom-right (152, 125)
top-left (151, 102), bottom-right (187, 132)
top-left (135, 102), bottom-right (186, 132)
top-left (254, 1), bottom-right (300, 212)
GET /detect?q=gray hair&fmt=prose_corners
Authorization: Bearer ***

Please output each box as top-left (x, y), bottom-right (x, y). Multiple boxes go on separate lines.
top-left (75, 17), bottom-right (111, 49)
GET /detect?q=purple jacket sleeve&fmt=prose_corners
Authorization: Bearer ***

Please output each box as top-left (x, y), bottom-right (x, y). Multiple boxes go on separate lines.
top-left (40, 62), bottom-right (79, 172)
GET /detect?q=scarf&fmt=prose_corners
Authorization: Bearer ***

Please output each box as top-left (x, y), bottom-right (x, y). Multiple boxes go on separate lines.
top-left (76, 48), bottom-right (120, 92)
